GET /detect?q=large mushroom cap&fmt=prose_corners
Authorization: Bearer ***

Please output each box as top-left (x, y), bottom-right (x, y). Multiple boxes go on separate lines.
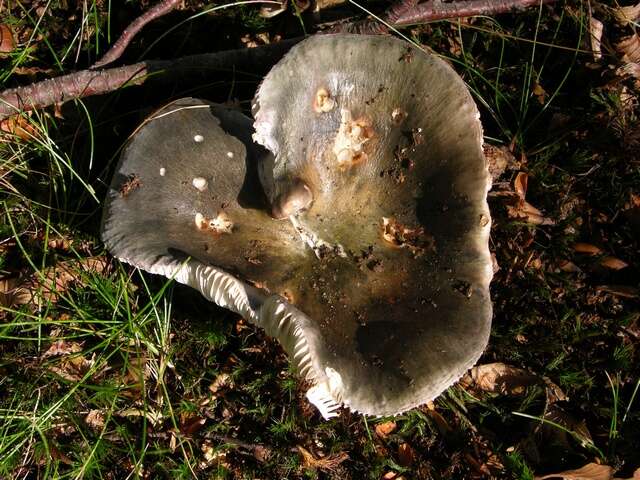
top-left (252, 34), bottom-right (493, 415)
top-left (102, 33), bottom-right (493, 419)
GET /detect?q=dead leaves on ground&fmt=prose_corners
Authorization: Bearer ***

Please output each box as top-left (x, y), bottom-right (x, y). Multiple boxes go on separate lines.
top-left (375, 420), bottom-right (397, 439)
top-left (0, 24), bottom-right (16, 54)
top-left (297, 445), bottom-right (348, 472)
top-left (461, 362), bottom-right (541, 396)
top-left (506, 172), bottom-right (555, 225)
top-left (40, 338), bottom-right (109, 382)
top-left (0, 256), bottom-right (110, 310)
top-left (536, 463), bottom-right (640, 480)
top-left (572, 243), bottom-right (630, 271)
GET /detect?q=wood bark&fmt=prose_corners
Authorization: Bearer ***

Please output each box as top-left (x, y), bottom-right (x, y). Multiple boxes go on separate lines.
top-left (92, 0), bottom-right (182, 69)
top-left (0, 40), bottom-right (300, 121)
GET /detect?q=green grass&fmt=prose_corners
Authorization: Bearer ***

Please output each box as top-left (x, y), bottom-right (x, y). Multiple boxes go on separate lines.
top-left (1, 0), bottom-right (639, 478)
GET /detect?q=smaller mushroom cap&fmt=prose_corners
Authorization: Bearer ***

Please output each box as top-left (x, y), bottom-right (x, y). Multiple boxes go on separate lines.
top-left (101, 98), bottom-right (340, 417)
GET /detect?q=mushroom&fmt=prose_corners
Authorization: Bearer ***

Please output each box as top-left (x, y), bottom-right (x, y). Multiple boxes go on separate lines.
top-left (102, 33), bottom-right (493, 419)
top-left (252, 34), bottom-right (493, 416)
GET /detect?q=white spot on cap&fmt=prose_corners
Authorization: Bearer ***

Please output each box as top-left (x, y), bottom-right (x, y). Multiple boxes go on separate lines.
top-left (194, 212), bottom-right (206, 229)
top-left (192, 177), bottom-right (208, 191)
top-left (194, 134), bottom-right (204, 143)
top-left (159, 167), bottom-right (166, 176)
top-left (227, 151), bottom-right (234, 158)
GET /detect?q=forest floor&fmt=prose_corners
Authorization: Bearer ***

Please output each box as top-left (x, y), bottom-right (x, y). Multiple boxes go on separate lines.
top-left (0, 0), bottom-right (639, 478)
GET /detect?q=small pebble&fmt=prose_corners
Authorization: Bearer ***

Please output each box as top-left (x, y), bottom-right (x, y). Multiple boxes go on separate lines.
top-left (159, 167), bottom-right (166, 176)
top-left (194, 134), bottom-right (204, 143)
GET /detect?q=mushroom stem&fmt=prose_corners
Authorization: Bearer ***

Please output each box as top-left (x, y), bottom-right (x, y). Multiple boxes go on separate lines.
top-left (271, 179), bottom-right (314, 219)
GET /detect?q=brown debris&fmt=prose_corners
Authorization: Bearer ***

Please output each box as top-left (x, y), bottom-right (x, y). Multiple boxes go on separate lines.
top-left (397, 443), bottom-right (415, 467)
top-left (119, 174), bottom-right (142, 197)
top-left (461, 362), bottom-right (540, 396)
top-left (333, 109), bottom-right (373, 168)
top-left (375, 420), bottom-right (397, 439)
top-left (195, 212), bottom-right (234, 235)
top-left (484, 144), bottom-right (518, 181)
top-left (506, 172), bottom-right (555, 225)
top-left (535, 462), bottom-right (613, 480)
top-left (297, 445), bottom-right (349, 472)
top-left (599, 256), bottom-right (629, 270)
top-left (573, 243), bottom-right (603, 255)
top-left (0, 113), bottom-right (39, 141)
top-left (0, 256), bottom-right (109, 310)
top-left (589, 16), bottom-right (603, 62)
top-left (615, 3), bottom-right (640, 25)
top-left (313, 87), bottom-right (336, 113)
top-left (42, 340), bottom-right (83, 358)
top-left (595, 285), bottom-right (639, 299)
top-left (381, 217), bottom-right (434, 257)
top-left (0, 24), bottom-right (16, 54)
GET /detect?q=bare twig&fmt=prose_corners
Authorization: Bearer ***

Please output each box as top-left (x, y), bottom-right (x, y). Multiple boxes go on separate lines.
top-left (392, 0), bottom-right (556, 26)
top-left (348, 0), bottom-right (556, 34)
top-left (92, 0), bottom-right (182, 69)
top-left (0, 0), bottom-right (558, 120)
top-left (0, 40), bottom-right (300, 121)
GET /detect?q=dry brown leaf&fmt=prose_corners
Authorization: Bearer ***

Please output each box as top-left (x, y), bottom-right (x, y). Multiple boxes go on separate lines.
top-left (425, 407), bottom-right (452, 433)
top-left (595, 285), bottom-right (639, 299)
top-left (542, 404), bottom-right (594, 450)
top-left (557, 260), bottom-right (581, 273)
top-left (535, 462), bottom-right (613, 480)
top-left (514, 172), bottom-right (528, 199)
top-left (0, 114), bottom-right (39, 142)
top-left (313, 0), bottom-right (346, 11)
top-left (42, 340), bottom-right (83, 357)
top-left (85, 409), bottom-right (106, 430)
top-left (382, 472), bottom-right (405, 480)
top-left (375, 420), bottom-right (397, 439)
top-left (532, 82), bottom-right (548, 104)
top-left (0, 257), bottom-right (109, 309)
top-left (209, 372), bottom-right (232, 396)
top-left (599, 256), bottom-right (629, 270)
top-left (0, 24), bottom-right (16, 53)
top-left (589, 17), bottom-right (603, 62)
top-left (573, 243), bottom-right (603, 255)
top-left (179, 414), bottom-right (206, 435)
top-left (484, 144), bottom-right (518, 181)
top-left (615, 3), bottom-right (640, 25)
top-left (259, 0), bottom-right (287, 18)
top-left (297, 446), bottom-right (349, 472)
top-left (507, 173), bottom-right (555, 225)
top-left (618, 35), bottom-right (640, 64)
top-left (48, 354), bottom-right (96, 382)
top-left (461, 362), bottom-right (540, 396)
top-left (397, 443), bottom-right (415, 467)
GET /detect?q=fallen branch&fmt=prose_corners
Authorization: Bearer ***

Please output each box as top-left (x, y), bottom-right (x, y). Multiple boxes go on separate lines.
top-left (0, 0), bottom-right (557, 120)
top-left (0, 40), bottom-right (299, 121)
top-left (393, 0), bottom-right (556, 26)
top-left (349, 0), bottom-right (556, 34)
top-left (93, 0), bottom-right (182, 69)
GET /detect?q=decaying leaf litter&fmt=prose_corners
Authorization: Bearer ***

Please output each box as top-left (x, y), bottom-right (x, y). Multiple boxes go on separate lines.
top-left (0, 0), bottom-right (639, 478)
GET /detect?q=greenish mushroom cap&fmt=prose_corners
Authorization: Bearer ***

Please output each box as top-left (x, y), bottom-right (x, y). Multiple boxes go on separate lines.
top-left (102, 34), bottom-right (493, 418)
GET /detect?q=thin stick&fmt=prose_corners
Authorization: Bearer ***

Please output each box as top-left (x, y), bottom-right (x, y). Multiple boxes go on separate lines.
top-left (0, 40), bottom-right (300, 121)
top-left (92, 0), bottom-right (182, 69)
top-left (392, 0), bottom-right (556, 26)
top-left (0, 0), bottom-right (557, 120)
top-left (349, 0), bottom-right (556, 34)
